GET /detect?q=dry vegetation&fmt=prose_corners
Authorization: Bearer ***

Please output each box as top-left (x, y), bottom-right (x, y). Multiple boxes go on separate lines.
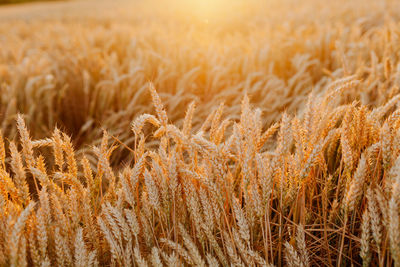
top-left (1, 0), bottom-right (400, 266)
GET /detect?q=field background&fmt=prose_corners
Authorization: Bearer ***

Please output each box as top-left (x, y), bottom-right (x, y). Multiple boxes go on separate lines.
top-left (1, 0), bottom-right (400, 266)
top-left (1, 0), bottom-right (397, 165)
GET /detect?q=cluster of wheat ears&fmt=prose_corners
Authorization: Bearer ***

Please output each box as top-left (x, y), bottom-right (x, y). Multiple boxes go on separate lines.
top-left (2, 0), bottom-right (400, 266)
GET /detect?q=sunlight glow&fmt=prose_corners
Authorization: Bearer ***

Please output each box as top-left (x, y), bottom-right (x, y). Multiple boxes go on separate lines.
top-left (192, 0), bottom-right (226, 18)
top-left (180, 0), bottom-right (238, 22)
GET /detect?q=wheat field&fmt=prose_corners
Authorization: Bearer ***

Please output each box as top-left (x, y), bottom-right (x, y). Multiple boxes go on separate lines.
top-left (1, 0), bottom-right (400, 266)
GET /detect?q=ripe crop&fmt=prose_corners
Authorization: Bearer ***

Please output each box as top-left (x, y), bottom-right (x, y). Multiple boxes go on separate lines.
top-left (0, 0), bottom-right (400, 266)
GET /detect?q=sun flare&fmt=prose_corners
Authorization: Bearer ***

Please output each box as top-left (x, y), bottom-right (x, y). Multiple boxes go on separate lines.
top-left (190, 0), bottom-right (226, 18)
top-left (176, 0), bottom-right (248, 22)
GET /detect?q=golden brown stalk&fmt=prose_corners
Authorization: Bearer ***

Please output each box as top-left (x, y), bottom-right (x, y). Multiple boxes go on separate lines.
top-left (16, 115), bottom-right (35, 169)
top-left (149, 83), bottom-right (168, 127)
top-left (360, 209), bottom-right (371, 267)
top-left (344, 155), bottom-right (368, 212)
